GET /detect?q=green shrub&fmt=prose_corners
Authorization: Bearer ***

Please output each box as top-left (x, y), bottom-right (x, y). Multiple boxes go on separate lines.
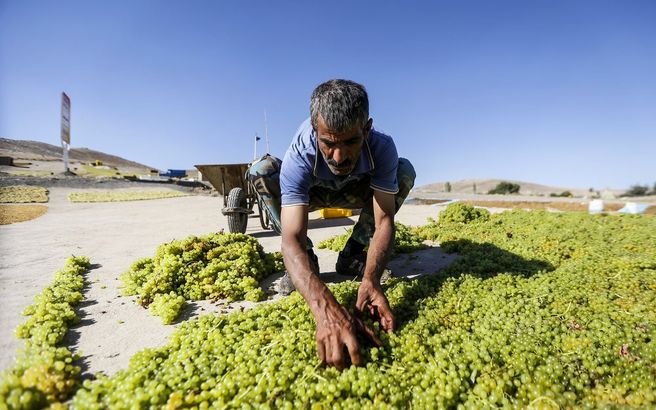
top-left (488, 181), bottom-right (520, 195)
top-left (622, 185), bottom-right (649, 197)
top-left (550, 191), bottom-right (573, 198)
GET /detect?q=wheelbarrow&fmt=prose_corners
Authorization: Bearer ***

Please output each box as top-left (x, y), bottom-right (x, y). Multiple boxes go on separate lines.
top-left (194, 163), bottom-right (271, 233)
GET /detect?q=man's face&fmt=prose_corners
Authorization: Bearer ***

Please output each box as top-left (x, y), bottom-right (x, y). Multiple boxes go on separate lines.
top-left (315, 115), bottom-right (372, 176)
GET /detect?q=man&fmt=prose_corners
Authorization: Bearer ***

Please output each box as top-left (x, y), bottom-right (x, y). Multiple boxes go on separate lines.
top-left (248, 79), bottom-right (415, 370)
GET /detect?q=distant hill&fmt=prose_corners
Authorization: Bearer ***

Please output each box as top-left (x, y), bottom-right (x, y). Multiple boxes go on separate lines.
top-left (0, 138), bottom-right (153, 171)
top-left (415, 179), bottom-right (619, 197)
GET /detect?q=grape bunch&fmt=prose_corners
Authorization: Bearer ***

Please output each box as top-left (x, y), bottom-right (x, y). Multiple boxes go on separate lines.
top-left (149, 292), bottom-right (187, 325)
top-left (73, 209), bottom-right (656, 408)
top-left (120, 232), bottom-right (284, 322)
top-left (68, 190), bottom-right (187, 203)
top-left (437, 201), bottom-right (490, 224)
top-left (0, 185), bottom-right (49, 203)
top-left (0, 256), bottom-right (90, 409)
top-left (318, 222), bottom-right (428, 255)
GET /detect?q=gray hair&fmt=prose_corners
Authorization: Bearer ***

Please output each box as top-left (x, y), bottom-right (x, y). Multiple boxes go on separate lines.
top-left (310, 79), bottom-right (369, 133)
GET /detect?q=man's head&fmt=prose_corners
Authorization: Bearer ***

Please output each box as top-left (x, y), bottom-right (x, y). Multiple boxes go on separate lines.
top-left (310, 79), bottom-right (373, 176)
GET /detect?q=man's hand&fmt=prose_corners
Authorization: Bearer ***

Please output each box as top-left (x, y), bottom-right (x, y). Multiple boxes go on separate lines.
top-left (355, 279), bottom-right (396, 333)
top-left (356, 189), bottom-right (396, 332)
top-left (315, 301), bottom-right (382, 370)
top-left (281, 205), bottom-right (382, 370)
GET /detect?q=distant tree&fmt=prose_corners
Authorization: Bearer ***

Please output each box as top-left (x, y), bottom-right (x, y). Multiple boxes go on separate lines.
top-left (473, 183), bottom-right (477, 194)
top-left (488, 181), bottom-right (520, 195)
top-left (444, 182), bottom-right (452, 193)
top-left (588, 187), bottom-right (594, 193)
top-left (622, 184), bottom-right (649, 197)
top-left (550, 191), bottom-right (573, 198)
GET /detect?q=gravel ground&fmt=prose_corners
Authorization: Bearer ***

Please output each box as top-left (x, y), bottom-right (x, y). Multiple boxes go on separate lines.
top-left (0, 174), bottom-right (208, 192)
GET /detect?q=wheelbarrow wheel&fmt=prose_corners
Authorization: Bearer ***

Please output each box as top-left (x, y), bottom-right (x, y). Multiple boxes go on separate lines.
top-left (226, 187), bottom-right (248, 233)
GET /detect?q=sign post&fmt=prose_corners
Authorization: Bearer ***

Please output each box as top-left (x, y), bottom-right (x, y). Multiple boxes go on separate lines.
top-left (61, 92), bottom-right (71, 172)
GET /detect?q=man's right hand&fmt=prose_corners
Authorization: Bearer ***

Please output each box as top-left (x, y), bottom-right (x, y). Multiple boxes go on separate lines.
top-left (315, 300), bottom-right (382, 370)
top-left (281, 205), bottom-right (382, 369)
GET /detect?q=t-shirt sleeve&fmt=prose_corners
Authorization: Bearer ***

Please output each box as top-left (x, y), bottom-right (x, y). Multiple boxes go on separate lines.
top-left (370, 136), bottom-right (399, 194)
top-left (280, 148), bottom-right (312, 206)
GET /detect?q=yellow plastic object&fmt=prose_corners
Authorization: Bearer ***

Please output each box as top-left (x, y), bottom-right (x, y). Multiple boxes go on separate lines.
top-left (319, 208), bottom-right (353, 219)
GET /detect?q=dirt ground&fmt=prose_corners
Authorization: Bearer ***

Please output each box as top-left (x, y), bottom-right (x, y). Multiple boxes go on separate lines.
top-left (0, 185), bottom-right (456, 377)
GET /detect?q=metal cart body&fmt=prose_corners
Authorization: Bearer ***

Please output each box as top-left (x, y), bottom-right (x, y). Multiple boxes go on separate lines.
top-left (194, 163), bottom-right (271, 233)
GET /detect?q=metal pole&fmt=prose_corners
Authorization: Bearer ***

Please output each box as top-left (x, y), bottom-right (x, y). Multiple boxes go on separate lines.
top-left (253, 133), bottom-right (258, 160)
top-left (264, 110), bottom-right (270, 154)
top-left (62, 142), bottom-right (69, 172)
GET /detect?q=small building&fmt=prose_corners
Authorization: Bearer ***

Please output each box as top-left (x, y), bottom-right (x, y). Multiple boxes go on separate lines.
top-left (0, 156), bottom-right (13, 166)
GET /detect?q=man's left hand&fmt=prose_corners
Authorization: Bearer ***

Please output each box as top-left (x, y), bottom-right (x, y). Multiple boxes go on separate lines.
top-left (355, 279), bottom-right (395, 333)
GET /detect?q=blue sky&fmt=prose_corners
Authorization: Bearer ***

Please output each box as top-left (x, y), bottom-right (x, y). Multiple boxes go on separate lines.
top-left (1, 0), bottom-right (654, 189)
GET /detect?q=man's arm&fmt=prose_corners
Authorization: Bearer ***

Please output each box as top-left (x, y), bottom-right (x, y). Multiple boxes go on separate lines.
top-left (281, 205), bottom-right (380, 370)
top-left (356, 190), bottom-right (396, 332)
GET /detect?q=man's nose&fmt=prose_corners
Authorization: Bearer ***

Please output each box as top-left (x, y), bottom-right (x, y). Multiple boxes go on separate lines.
top-left (332, 148), bottom-right (345, 165)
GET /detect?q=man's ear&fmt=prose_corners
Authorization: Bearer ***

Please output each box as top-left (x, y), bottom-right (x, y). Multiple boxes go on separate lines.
top-left (363, 118), bottom-right (373, 139)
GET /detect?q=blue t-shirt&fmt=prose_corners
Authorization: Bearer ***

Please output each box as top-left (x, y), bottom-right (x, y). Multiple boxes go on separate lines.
top-left (280, 118), bottom-right (399, 206)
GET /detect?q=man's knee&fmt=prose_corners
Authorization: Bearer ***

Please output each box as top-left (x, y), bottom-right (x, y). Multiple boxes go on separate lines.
top-left (247, 154), bottom-right (281, 179)
top-left (247, 155), bottom-right (282, 198)
top-left (397, 157), bottom-right (416, 196)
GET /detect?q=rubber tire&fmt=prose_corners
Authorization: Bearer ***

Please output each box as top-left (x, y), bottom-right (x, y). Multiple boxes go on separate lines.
top-left (257, 197), bottom-right (271, 230)
top-left (226, 187), bottom-right (248, 233)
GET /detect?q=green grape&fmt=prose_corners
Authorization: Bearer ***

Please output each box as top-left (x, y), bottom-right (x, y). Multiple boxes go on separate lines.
top-left (318, 222), bottom-right (428, 255)
top-left (120, 232), bottom-right (283, 307)
top-left (149, 292), bottom-right (187, 324)
top-left (0, 185), bottom-right (49, 203)
top-left (72, 210), bottom-right (656, 408)
top-left (1, 256), bottom-right (90, 408)
top-left (5, 208), bottom-right (656, 409)
top-left (68, 191), bottom-right (187, 203)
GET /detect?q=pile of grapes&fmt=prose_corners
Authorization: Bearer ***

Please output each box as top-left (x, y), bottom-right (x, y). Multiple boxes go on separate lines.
top-left (0, 185), bottom-right (49, 203)
top-left (68, 190), bottom-right (187, 203)
top-left (73, 206), bottom-right (656, 408)
top-left (318, 222), bottom-right (428, 255)
top-left (149, 292), bottom-right (187, 325)
top-left (120, 232), bottom-right (284, 323)
top-left (0, 256), bottom-right (91, 409)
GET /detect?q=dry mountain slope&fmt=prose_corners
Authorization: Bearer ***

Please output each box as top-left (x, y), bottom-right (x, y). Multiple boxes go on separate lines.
top-left (416, 179), bottom-right (596, 197)
top-left (0, 137), bottom-right (153, 171)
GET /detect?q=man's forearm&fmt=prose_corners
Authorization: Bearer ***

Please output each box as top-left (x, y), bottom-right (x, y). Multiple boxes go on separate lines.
top-left (281, 240), bottom-right (339, 318)
top-left (362, 218), bottom-right (395, 283)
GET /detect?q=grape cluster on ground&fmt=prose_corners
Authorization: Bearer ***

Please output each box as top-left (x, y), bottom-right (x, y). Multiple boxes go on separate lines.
top-left (67, 190), bottom-right (187, 202)
top-left (0, 205), bottom-right (48, 225)
top-left (318, 222), bottom-right (428, 256)
top-left (0, 256), bottom-right (91, 409)
top-left (64, 205), bottom-right (655, 409)
top-left (120, 232), bottom-right (284, 323)
top-left (0, 185), bottom-right (49, 203)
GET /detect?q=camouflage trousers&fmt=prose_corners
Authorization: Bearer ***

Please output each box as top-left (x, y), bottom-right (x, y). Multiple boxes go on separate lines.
top-left (247, 154), bottom-right (416, 247)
